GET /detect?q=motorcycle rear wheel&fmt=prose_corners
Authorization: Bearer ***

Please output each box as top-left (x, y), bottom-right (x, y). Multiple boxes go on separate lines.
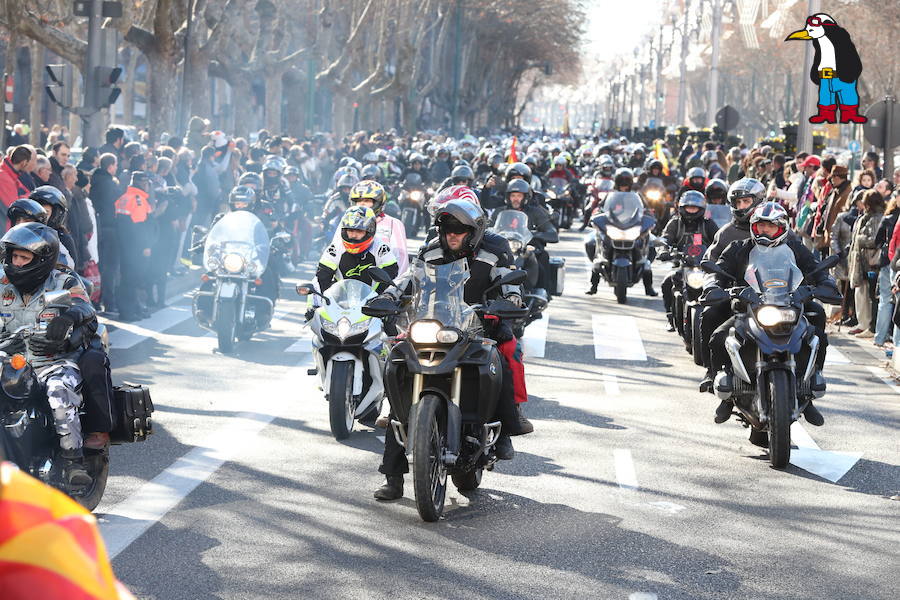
top-left (328, 361), bottom-right (355, 440)
top-left (767, 369), bottom-right (793, 469)
top-left (74, 448), bottom-right (110, 512)
top-left (412, 394), bottom-right (448, 522)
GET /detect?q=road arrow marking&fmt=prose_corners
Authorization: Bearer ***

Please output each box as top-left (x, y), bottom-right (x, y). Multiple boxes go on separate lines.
top-left (790, 422), bottom-right (863, 483)
top-left (521, 310), bottom-right (549, 358)
top-left (614, 449), bottom-right (639, 490)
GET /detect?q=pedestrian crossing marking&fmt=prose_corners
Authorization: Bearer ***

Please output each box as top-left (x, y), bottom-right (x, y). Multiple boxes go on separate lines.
top-left (592, 314), bottom-right (647, 361)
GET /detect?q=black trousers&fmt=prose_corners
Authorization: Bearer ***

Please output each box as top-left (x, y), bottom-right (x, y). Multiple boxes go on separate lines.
top-left (98, 227), bottom-right (120, 311)
top-left (118, 238), bottom-right (148, 319)
top-left (662, 271), bottom-right (682, 314)
top-left (709, 301), bottom-right (828, 373)
top-left (379, 353), bottom-right (516, 476)
top-left (78, 347), bottom-right (115, 433)
top-left (699, 302), bottom-right (732, 370)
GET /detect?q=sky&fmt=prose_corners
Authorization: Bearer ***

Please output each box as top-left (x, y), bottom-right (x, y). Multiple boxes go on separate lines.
top-left (582, 0), bottom-right (666, 61)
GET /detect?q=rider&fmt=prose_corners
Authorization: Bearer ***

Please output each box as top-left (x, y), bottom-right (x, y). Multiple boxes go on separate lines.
top-left (373, 199), bottom-right (530, 501)
top-left (336, 180), bottom-right (409, 275)
top-left (315, 206), bottom-right (399, 296)
top-left (496, 178), bottom-right (558, 290)
top-left (704, 201), bottom-right (838, 434)
top-left (0, 223), bottom-right (98, 486)
top-left (705, 178), bottom-right (729, 205)
top-left (29, 186), bottom-right (77, 269)
top-left (698, 178), bottom-right (766, 392)
top-left (680, 167), bottom-right (708, 196)
top-left (660, 190), bottom-right (719, 331)
top-left (7, 198), bottom-right (49, 228)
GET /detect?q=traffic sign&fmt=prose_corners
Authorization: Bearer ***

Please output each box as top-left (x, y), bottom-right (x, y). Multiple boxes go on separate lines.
top-left (863, 99), bottom-right (900, 148)
top-left (848, 140), bottom-right (860, 153)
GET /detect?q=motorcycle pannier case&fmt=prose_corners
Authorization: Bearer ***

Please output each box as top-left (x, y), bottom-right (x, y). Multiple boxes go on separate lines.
top-left (110, 383), bottom-right (155, 444)
top-left (549, 257), bottom-right (566, 296)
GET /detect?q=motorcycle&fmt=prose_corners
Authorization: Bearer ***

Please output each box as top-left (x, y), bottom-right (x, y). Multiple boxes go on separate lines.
top-left (547, 177), bottom-right (579, 230)
top-left (701, 248), bottom-right (840, 468)
top-left (589, 192), bottom-right (657, 304)
top-left (641, 176), bottom-right (672, 235)
top-left (297, 279), bottom-right (385, 440)
top-left (193, 211), bottom-right (274, 353)
top-left (660, 240), bottom-right (708, 365)
top-left (363, 261), bottom-right (527, 522)
top-left (0, 290), bottom-right (153, 511)
top-left (489, 209), bottom-right (564, 336)
top-left (399, 173), bottom-right (430, 238)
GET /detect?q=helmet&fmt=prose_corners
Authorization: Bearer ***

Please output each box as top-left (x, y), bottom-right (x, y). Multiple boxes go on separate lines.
top-left (435, 199), bottom-right (487, 256)
top-left (453, 159), bottom-right (470, 167)
top-left (598, 155), bottom-right (615, 177)
top-left (284, 165), bottom-right (301, 177)
top-left (228, 185), bottom-right (257, 211)
top-left (451, 164), bottom-right (475, 186)
top-left (614, 167), bottom-right (634, 190)
top-left (749, 202), bottom-right (790, 247)
top-left (338, 156), bottom-right (355, 168)
top-left (336, 173), bottom-right (359, 191)
top-left (705, 178), bottom-right (728, 204)
top-left (7, 198), bottom-right (48, 227)
top-left (429, 184), bottom-right (481, 218)
top-left (505, 178), bottom-right (532, 208)
top-left (647, 159), bottom-right (663, 173)
top-left (523, 154), bottom-right (538, 168)
top-left (262, 157), bottom-right (284, 175)
top-left (30, 186), bottom-right (68, 230)
top-left (1, 223), bottom-right (60, 295)
top-left (553, 155), bottom-right (568, 169)
top-left (404, 172), bottom-right (424, 187)
top-left (349, 180), bottom-right (387, 214)
top-left (505, 162), bottom-right (532, 182)
top-left (238, 171), bottom-right (263, 190)
top-left (677, 190), bottom-right (707, 222)
top-left (360, 164), bottom-right (383, 182)
top-left (363, 151), bottom-right (379, 164)
top-left (339, 206), bottom-right (378, 254)
top-left (686, 166), bottom-right (706, 180)
top-left (409, 152), bottom-right (425, 165)
top-left (700, 150), bottom-right (718, 166)
top-left (728, 178), bottom-right (766, 223)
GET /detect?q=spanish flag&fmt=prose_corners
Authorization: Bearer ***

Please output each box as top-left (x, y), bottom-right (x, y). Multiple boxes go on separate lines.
top-left (508, 136), bottom-right (518, 163)
top-left (0, 462), bottom-right (135, 599)
top-left (654, 141), bottom-right (670, 176)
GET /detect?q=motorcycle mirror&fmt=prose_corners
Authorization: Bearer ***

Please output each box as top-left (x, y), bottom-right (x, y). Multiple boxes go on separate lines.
top-left (700, 260), bottom-right (737, 281)
top-left (808, 254), bottom-right (840, 275)
top-left (362, 297), bottom-right (399, 318)
top-left (295, 284), bottom-right (328, 304)
top-left (367, 267), bottom-right (395, 287)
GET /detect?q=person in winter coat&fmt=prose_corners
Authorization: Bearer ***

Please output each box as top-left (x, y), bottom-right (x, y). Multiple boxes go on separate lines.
top-left (847, 190), bottom-right (885, 338)
top-left (90, 153), bottom-right (124, 313)
top-left (185, 116), bottom-right (210, 157)
top-left (829, 190), bottom-right (862, 326)
top-left (61, 164), bottom-right (93, 273)
top-left (0, 146), bottom-right (34, 212)
top-left (114, 171), bottom-right (155, 322)
top-left (813, 165), bottom-right (851, 252)
top-left (872, 197), bottom-right (899, 346)
top-left (192, 145), bottom-right (221, 228)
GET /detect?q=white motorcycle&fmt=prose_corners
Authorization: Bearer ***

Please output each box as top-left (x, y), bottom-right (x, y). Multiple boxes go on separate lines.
top-left (297, 279), bottom-right (386, 440)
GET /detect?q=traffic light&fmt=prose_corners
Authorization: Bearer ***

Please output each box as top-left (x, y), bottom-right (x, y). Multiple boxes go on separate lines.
top-left (44, 64), bottom-right (70, 108)
top-left (95, 65), bottom-right (122, 108)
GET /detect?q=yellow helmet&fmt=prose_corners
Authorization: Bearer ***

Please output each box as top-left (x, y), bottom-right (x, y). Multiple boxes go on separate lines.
top-left (349, 180), bottom-right (387, 213)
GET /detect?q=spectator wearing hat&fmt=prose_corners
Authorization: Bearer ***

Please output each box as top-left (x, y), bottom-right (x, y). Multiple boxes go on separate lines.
top-left (848, 189), bottom-right (886, 338)
top-left (814, 164), bottom-right (851, 252)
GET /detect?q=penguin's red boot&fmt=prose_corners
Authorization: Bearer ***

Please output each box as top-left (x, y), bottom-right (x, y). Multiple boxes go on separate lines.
top-left (809, 104), bottom-right (838, 124)
top-left (839, 104), bottom-right (867, 124)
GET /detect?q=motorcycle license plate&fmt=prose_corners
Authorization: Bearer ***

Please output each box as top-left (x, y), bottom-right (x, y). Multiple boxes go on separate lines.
top-left (219, 281), bottom-right (237, 299)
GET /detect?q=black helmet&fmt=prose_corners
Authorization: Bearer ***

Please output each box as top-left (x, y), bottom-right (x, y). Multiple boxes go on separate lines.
top-left (506, 162), bottom-right (532, 182)
top-left (705, 178), bottom-right (728, 204)
top-left (614, 167), bottom-right (634, 190)
top-left (523, 154), bottom-right (538, 168)
top-left (404, 172), bottom-right (424, 187)
top-left (728, 178), bottom-right (766, 224)
top-left (505, 178), bottom-right (532, 208)
top-left (1, 223), bottom-right (60, 295)
top-left (451, 164), bottom-right (475, 186)
top-left (488, 152), bottom-right (503, 167)
top-left (7, 199), bottom-right (48, 227)
top-left (435, 199), bottom-right (487, 257)
top-left (229, 185), bottom-right (257, 211)
top-left (360, 164), bottom-right (382, 182)
top-left (29, 186), bottom-right (68, 230)
top-left (647, 159), bottom-right (663, 173)
top-left (238, 171), bottom-right (263, 190)
top-left (678, 190), bottom-right (707, 222)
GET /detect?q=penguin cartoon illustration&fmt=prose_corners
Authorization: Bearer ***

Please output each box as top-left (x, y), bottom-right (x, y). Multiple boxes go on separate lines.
top-left (785, 13), bottom-right (867, 124)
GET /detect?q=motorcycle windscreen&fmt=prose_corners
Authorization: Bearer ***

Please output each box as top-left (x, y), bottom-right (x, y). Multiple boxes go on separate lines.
top-left (744, 244), bottom-right (802, 304)
top-left (203, 210), bottom-right (270, 276)
top-left (549, 177), bottom-right (568, 195)
top-left (325, 278), bottom-right (377, 310)
top-left (706, 205), bottom-right (733, 229)
top-left (410, 258), bottom-right (478, 332)
top-left (603, 192), bottom-right (644, 229)
top-left (489, 210), bottom-right (534, 247)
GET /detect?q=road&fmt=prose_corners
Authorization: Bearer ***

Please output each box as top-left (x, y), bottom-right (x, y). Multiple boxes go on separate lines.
top-left (97, 229), bottom-right (899, 600)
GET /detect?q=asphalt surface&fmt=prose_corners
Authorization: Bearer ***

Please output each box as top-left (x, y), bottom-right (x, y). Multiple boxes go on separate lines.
top-left (96, 230), bottom-right (899, 600)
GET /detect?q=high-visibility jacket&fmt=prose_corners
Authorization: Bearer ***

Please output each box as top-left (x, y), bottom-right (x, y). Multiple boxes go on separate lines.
top-left (114, 187), bottom-right (151, 223)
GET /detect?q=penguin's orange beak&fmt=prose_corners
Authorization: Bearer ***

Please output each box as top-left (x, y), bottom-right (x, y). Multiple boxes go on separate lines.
top-left (785, 29), bottom-right (813, 41)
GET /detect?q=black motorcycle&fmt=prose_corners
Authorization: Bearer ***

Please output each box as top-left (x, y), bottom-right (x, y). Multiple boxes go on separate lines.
top-left (0, 290), bottom-right (153, 510)
top-left (701, 248), bottom-right (840, 468)
top-left (589, 191), bottom-right (657, 304)
top-left (548, 177), bottom-right (579, 230)
top-left (660, 241), bottom-right (708, 365)
top-left (399, 173), bottom-right (430, 238)
top-left (364, 261), bottom-right (527, 522)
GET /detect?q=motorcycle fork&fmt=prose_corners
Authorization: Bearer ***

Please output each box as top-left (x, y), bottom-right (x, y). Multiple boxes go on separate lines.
top-left (754, 355), bottom-right (796, 424)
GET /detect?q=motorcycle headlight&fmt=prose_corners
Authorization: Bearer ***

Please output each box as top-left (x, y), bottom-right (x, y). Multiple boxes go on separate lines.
top-left (410, 191), bottom-right (424, 202)
top-left (646, 190), bottom-right (662, 201)
top-left (410, 320), bottom-right (441, 344)
top-left (607, 225), bottom-right (641, 241)
top-left (686, 270), bottom-right (706, 289)
top-left (336, 317), bottom-right (369, 341)
top-left (756, 306), bottom-right (798, 327)
top-left (223, 253), bottom-right (245, 274)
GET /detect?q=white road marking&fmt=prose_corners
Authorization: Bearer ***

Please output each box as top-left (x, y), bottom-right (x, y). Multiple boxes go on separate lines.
top-left (603, 373), bottom-right (621, 395)
top-left (865, 365), bottom-right (900, 395)
top-left (613, 449), bottom-right (639, 491)
top-left (790, 422), bottom-right (863, 483)
top-left (99, 362), bottom-right (311, 558)
top-left (106, 305), bottom-right (193, 349)
top-left (629, 593), bottom-right (658, 600)
top-left (824, 347), bottom-right (851, 365)
top-left (592, 315), bottom-right (647, 361)
top-left (521, 311), bottom-right (549, 358)
top-left (646, 501), bottom-right (685, 515)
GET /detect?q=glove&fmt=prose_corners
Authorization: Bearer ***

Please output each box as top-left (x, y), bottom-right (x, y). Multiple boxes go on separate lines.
top-left (737, 287), bottom-right (760, 305)
top-left (304, 309), bottom-right (315, 321)
top-left (30, 336), bottom-right (66, 357)
top-left (0, 337), bottom-right (26, 355)
top-left (46, 312), bottom-right (76, 341)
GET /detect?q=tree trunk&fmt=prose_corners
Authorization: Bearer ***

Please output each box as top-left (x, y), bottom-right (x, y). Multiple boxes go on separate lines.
top-left (123, 50), bottom-right (139, 126)
top-left (185, 54), bottom-right (211, 127)
top-left (264, 69), bottom-right (283, 133)
top-left (28, 40), bottom-right (42, 146)
top-left (400, 95), bottom-right (415, 136)
top-left (1, 31), bottom-right (17, 143)
top-left (146, 53), bottom-right (178, 140)
top-left (230, 78), bottom-right (253, 139)
top-left (68, 67), bottom-right (81, 141)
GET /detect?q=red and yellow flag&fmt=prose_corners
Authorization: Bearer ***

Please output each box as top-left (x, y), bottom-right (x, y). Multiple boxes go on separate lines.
top-left (0, 462), bottom-right (134, 599)
top-left (508, 136), bottom-right (518, 163)
top-left (654, 141), bottom-right (670, 176)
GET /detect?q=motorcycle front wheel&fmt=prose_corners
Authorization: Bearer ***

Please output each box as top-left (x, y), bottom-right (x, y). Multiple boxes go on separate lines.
top-left (328, 361), bottom-right (355, 440)
top-left (215, 300), bottom-right (237, 353)
top-left (412, 394), bottom-right (448, 522)
top-left (767, 369), bottom-right (793, 469)
top-left (614, 282), bottom-right (628, 304)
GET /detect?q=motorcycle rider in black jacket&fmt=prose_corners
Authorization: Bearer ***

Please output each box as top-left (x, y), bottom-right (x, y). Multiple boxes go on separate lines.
top-left (374, 199), bottom-right (532, 501)
top-left (494, 178), bottom-right (558, 291)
